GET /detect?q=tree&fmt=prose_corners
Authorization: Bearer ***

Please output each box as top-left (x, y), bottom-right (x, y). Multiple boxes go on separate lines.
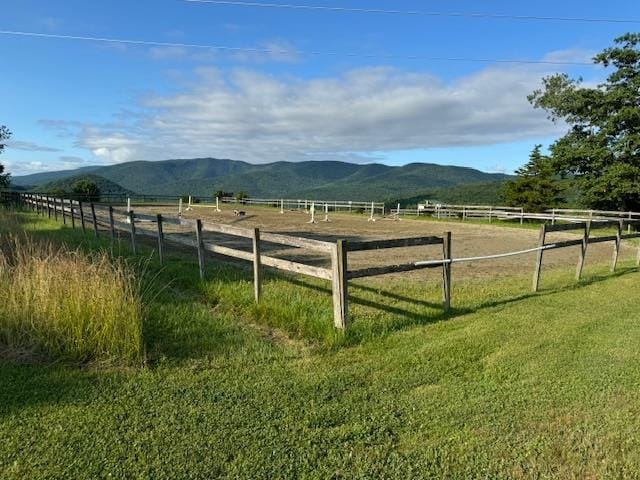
top-left (235, 191), bottom-right (248, 203)
top-left (213, 190), bottom-right (233, 199)
top-left (0, 125), bottom-right (11, 189)
top-left (502, 145), bottom-right (563, 212)
top-left (49, 187), bottom-right (67, 198)
top-left (72, 178), bottom-right (101, 201)
top-left (529, 33), bottom-right (640, 210)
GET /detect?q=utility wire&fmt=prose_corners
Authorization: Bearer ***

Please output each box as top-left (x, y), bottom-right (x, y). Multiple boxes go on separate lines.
top-left (0, 29), bottom-right (595, 66)
top-left (183, 0), bottom-right (640, 24)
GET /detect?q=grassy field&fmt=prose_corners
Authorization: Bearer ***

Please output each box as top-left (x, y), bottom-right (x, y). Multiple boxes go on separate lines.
top-left (2, 210), bottom-right (640, 478)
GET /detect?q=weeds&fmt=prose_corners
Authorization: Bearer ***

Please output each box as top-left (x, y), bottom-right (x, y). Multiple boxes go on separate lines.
top-left (0, 236), bottom-right (144, 365)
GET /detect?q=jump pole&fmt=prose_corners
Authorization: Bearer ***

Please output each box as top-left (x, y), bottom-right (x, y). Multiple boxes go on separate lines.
top-left (215, 196), bottom-right (221, 212)
top-left (323, 203), bottom-right (330, 222)
top-left (307, 202), bottom-right (316, 224)
top-left (178, 198), bottom-right (183, 217)
top-left (127, 197), bottom-right (131, 213)
top-left (280, 199), bottom-right (284, 215)
top-left (367, 201), bottom-right (376, 222)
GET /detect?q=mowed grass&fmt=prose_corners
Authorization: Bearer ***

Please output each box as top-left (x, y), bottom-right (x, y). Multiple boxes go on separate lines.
top-left (2, 210), bottom-right (640, 478)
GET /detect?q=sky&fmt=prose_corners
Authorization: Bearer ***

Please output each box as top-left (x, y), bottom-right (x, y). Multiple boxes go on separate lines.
top-left (1, 0), bottom-right (638, 177)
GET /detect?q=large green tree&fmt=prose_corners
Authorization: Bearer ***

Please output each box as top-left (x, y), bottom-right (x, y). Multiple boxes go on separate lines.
top-left (502, 145), bottom-right (563, 212)
top-left (72, 178), bottom-right (101, 201)
top-left (0, 125), bottom-right (11, 189)
top-left (529, 33), bottom-right (640, 211)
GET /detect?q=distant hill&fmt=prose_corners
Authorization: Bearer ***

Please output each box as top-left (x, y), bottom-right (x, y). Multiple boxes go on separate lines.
top-left (13, 157), bottom-right (510, 202)
top-left (36, 174), bottom-right (133, 196)
top-left (390, 181), bottom-right (508, 207)
top-left (13, 166), bottom-right (102, 189)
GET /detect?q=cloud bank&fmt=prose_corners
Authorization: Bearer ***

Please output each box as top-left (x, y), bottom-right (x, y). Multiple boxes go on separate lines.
top-left (45, 62), bottom-right (569, 165)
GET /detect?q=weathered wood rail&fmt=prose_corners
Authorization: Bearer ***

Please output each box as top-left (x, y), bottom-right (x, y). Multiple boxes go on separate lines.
top-left (7, 192), bottom-right (640, 331)
top-left (15, 193), bottom-right (404, 329)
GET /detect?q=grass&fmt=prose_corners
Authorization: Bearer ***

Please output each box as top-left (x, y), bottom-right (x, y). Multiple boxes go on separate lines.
top-left (0, 211), bottom-right (144, 365)
top-left (2, 208), bottom-right (640, 477)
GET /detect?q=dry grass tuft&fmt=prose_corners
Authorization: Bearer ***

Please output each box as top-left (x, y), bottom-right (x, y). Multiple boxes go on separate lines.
top-left (0, 236), bottom-right (145, 365)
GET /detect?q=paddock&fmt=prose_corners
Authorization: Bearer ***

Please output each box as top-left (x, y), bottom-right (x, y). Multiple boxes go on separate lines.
top-left (138, 202), bottom-right (639, 282)
top-left (13, 193), bottom-right (640, 330)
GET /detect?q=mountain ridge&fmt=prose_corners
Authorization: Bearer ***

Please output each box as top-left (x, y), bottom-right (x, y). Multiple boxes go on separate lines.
top-left (13, 157), bottom-right (510, 202)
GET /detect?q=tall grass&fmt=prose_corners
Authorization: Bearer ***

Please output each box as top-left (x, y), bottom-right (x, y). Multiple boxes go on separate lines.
top-left (0, 236), bottom-right (145, 365)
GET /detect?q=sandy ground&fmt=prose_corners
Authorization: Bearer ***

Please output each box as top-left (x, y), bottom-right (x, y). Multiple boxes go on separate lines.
top-left (122, 203), bottom-right (637, 281)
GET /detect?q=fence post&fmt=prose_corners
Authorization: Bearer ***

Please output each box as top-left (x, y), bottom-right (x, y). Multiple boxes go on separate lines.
top-left (156, 214), bottom-right (165, 265)
top-left (520, 207), bottom-right (524, 225)
top-left (128, 210), bottom-right (136, 254)
top-left (53, 197), bottom-right (58, 221)
top-left (69, 200), bottom-right (76, 229)
top-left (533, 224), bottom-right (547, 292)
top-left (576, 221), bottom-right (590, 281)
top-left (61, 198), bottom-right (67, 225)
top-left (331, 240), bottom-right (349, 329)
top-left (252, 227), bottom-right (262, 302)
top-left (611, 220), bottom-right (622, 272)
top-left (442, 232), bottom-right (452, 311)
top-left (109, 206), bottom-right (116, 247)
top-left (195, 219), bottom-right (205, 280)
top-left (90, 203), bottom-right (99, 237)
top-left (46, 197), bottom-right (51, 219)
top-left (79, 201), bottom-right (86, 233)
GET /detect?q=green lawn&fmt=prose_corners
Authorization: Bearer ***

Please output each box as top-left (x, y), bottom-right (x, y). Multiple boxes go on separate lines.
top-left (2, 211), bottom-right (640, 478)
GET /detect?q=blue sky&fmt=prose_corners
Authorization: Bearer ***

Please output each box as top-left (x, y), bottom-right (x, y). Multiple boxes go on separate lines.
top-left (1, 0), bottom-right (637, 176)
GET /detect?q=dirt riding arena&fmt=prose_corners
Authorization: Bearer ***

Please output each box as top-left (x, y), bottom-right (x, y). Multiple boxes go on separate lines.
top-left (133, 203), bottom-right (636, 282)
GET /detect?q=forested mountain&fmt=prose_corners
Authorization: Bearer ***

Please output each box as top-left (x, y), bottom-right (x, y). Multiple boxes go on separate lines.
top-left (14, 157), bottom-right (510, 202)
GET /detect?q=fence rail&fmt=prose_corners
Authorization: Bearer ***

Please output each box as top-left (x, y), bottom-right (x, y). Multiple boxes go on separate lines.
top-left (4, 191), bottom-right (639, 332)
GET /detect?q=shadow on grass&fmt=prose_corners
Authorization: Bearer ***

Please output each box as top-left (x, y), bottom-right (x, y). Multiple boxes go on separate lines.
top-left (0, 360), bottom-right (120, 418)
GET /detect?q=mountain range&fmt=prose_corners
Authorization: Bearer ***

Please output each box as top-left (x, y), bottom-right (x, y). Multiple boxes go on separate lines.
top-left (13, 157), bottom-right (510, 203)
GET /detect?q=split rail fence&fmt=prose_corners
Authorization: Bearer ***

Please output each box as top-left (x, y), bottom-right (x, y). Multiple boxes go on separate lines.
top-left (3, 191), bottom-right (640, 331)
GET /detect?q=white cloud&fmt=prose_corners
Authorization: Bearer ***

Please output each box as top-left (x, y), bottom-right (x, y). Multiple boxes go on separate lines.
top-left (7, 140), bottom-right (61, 152)
top-left (4, 155), bottom-right (93, 176)
top-left (47, 61), bottom-right (571, 165)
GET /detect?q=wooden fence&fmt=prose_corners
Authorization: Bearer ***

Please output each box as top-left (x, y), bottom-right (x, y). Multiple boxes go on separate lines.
top-left (404, 203), bottom-right (640, 226)
top-left (11, 193), bottom-right (454, 330)
top-left (532, 219), bottom-right (640, 291)
top-left (5, 192), bottom-right (640, 331)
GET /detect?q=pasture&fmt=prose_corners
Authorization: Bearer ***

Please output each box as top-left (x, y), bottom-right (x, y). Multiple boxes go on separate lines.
top-left (2, 202), bottom-right (640, 478)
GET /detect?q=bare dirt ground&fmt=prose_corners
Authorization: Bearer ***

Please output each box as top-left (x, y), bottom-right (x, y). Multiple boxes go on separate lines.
top-left (128, 203), bottom-right (637, 281)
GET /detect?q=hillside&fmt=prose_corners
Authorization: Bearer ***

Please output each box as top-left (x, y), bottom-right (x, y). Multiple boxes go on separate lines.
top-left (390, 180), bottom-right (508, 207)
top-left (36, 174), bottom-right (134, 196)
top-left (14, 157), bottom-right (510, 201)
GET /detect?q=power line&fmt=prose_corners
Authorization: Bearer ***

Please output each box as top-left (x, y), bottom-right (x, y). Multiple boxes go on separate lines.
top-left (183, 0), bottom-right (640, 24)
top-left (0, 29), bottom-right (595, 66)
